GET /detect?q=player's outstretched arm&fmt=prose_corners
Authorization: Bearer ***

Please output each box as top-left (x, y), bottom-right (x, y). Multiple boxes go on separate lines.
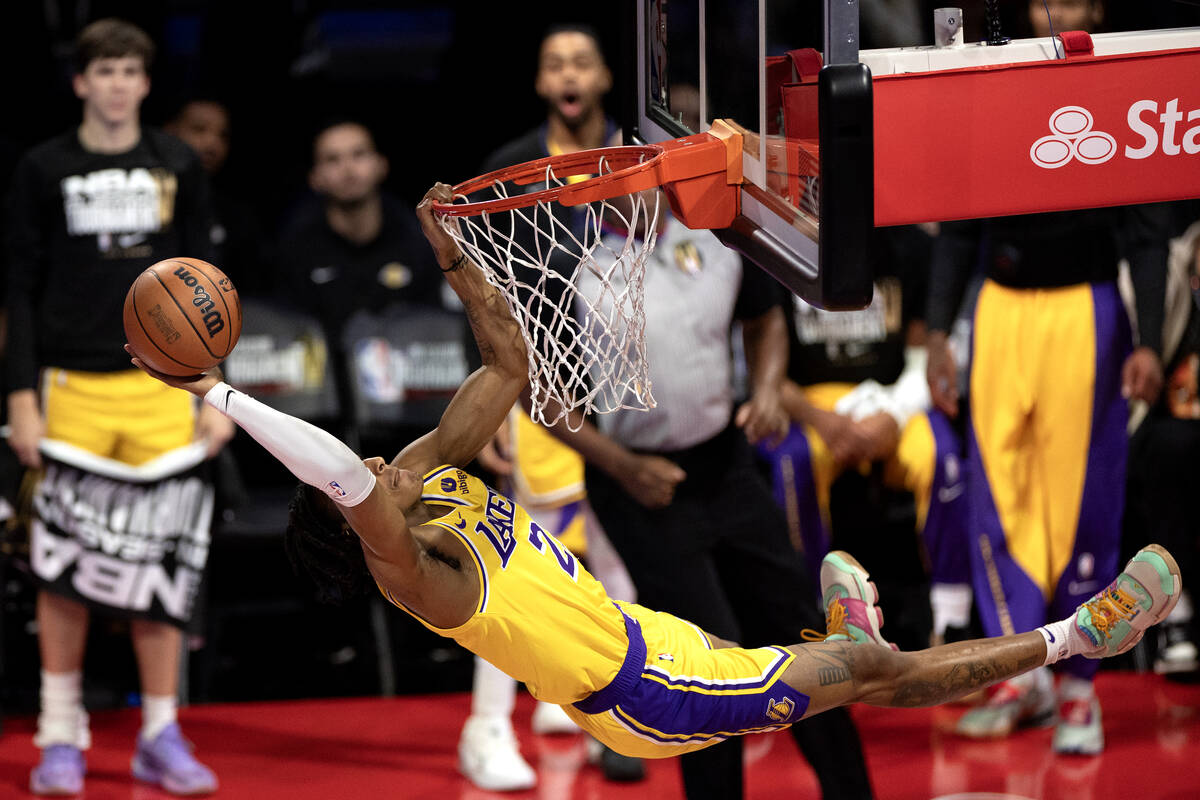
top-left (124, 349), bottom-right (424, 576)
top-left (396, 184), bottom-right (529, 473)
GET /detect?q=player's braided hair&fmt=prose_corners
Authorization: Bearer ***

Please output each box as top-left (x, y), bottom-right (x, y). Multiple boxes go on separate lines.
top-left (284, 483), bottom-right (372, 605)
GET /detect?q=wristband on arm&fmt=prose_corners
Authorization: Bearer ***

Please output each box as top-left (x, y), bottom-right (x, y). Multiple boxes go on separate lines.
top-left (204, 382), bottom-right (376, 507)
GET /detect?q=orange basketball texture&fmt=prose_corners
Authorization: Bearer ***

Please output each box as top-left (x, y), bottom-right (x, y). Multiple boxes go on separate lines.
top-left (123, 257), bottom-right (242, 376)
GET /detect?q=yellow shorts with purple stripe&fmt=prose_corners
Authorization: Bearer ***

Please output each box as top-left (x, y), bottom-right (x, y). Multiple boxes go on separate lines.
top-left (41, 368), bottom-right (195, 466)
top-left (563, 601), bottom-right (809, 758)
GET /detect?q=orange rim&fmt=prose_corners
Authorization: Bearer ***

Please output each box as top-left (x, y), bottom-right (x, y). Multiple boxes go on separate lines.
top-left (434, 144), bottom-right (666, 216)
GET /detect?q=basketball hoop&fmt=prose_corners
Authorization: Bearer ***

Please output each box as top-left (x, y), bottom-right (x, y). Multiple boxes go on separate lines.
top-left (433, 124), bottom-right (742, 430)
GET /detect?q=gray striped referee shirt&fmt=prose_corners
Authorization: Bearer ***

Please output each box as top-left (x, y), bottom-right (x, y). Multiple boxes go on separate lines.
top-left (578, 216), bottom-right (780, 452)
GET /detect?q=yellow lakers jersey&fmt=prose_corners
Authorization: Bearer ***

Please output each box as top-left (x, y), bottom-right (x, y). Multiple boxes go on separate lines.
top-left (378, 465), bottom-right (629, 703)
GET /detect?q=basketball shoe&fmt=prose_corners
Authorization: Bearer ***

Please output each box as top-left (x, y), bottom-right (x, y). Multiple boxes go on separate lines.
top-left (30, 744), bottom-right (85, 796)
top-left (804, 551), bottom-right (896, 649)
top-left (458, 715), bottom-right (536, 792)
top-left (1071, 544), bottom-right (1181, 659)
top-left (954, 668), bottom-right (1055, 739)
top-left (1053, 680), bottom-right (1104, 755)
top-left (131, 722), bottom-right (218, 795)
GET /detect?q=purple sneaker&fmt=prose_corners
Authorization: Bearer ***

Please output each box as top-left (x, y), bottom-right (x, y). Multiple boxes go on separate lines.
top-left (131, 723), bottom-right (218, 795)
top-left (30, 743), bottom-right (85, 795)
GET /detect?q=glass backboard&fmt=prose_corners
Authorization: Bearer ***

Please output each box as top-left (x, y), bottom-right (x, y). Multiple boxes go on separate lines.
top-left (627, 0), bottom-right (875, 310)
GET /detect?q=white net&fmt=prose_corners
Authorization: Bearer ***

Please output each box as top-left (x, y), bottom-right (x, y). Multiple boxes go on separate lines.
top-left (438, 169), bottom-right (661, 430)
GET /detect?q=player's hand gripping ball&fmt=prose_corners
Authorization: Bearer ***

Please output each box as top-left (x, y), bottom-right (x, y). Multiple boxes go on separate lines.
top-left (123, 257), bottom-right (242, 376)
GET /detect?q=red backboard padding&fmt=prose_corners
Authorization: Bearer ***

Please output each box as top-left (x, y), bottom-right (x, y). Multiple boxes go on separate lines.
top-left (873, 47), bottom-right (1200, 226)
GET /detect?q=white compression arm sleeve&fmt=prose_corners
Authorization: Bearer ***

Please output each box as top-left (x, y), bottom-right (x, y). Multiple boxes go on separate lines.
top-left (204, 382), bottom-right (376, 507)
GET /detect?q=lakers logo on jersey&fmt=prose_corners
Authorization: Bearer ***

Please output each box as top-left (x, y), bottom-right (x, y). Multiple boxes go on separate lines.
top-left (766, 695), bottom-right (796, 723)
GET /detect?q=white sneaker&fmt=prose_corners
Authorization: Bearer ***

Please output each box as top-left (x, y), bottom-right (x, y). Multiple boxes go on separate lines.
top-left (458, 716), bottom-right (536, 792)
top-left (531, 702), bottom-right (581, 735)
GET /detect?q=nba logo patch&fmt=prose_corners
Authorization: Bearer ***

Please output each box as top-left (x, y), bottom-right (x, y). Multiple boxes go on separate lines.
top-left (326, 481), bottom-right (347, 498)
top-left (441, 477), bottom-right (458, 493)
top-left (765, 696), bottom-right (796, 723)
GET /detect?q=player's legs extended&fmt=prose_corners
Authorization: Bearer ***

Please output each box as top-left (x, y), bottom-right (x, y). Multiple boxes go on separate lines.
top-left (786, 632), bottom-right (1047, 718)
top-left (789, 541), bottom-right (1180, 720)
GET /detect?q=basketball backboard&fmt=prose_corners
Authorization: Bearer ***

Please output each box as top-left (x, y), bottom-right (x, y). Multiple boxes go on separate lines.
top-left (628, 2), bottom-right (1200, 309)
top-left (626, 0), bottom-right (875, 310)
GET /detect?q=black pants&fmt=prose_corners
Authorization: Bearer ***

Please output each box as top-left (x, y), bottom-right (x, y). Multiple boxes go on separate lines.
top-left (587, 423), bottom-right (874, 800)
top-left (1129, 414), bottom-right (1200, 588)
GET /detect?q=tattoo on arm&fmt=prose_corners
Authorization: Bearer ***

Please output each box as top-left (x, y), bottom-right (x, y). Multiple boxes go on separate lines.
top-left (818, 665), bottom-right (850, 686)
top-left (891, 651), bottom-right (1042, 707)
top-left (462, 302), bottom-right (496, 363)
top-left (795, 643), bottom-right (858, 688)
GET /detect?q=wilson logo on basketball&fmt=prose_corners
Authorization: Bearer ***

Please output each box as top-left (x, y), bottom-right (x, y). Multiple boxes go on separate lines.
top-left (1031, 100), bottom-right (1200, 169)
top-left (172, 266), bottom-right (226, 337)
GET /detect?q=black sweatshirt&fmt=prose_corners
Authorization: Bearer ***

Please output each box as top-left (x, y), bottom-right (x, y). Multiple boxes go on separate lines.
top-left (3, 129), bottom-right (214, 391)
top-left (926, 206), bottom-right (1170, 354)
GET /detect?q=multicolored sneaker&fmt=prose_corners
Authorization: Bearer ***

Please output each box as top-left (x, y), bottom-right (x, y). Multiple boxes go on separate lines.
top-left (131, 723), bottom-right (218, 795)
top-left (1073, 544), bottom-right (1182, 659)
top-left (954, 668), bottom-right (1055, 739)
top-left (803, 551), bottom-right (896, 649)
top-left (1053, 695), bottom-right (1104, 755)
top-left (30, 744), bottom-right (85, 795)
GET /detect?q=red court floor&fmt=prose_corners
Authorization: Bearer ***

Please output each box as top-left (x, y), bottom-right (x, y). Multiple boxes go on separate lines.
top-left (1, 671), bottom-right (1198, 799)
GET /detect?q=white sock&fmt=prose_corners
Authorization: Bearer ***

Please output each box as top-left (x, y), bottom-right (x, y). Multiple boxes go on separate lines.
top-left (1058, 674), bottom-right (1095, 702)
top-left (470, 656), bottom-right (517, 719)
top-left (930, 582), bottom-right (973, 636)
top-left (1036, 618), bottom-right (1091, 665)
top-left (35, 670), bottom-right (90, 750)
top-left (140, 694), bottom-right (178, 742)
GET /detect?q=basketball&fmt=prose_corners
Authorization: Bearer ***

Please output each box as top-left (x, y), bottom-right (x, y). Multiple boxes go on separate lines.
top-left (123, 257), bottom-right (242, 377)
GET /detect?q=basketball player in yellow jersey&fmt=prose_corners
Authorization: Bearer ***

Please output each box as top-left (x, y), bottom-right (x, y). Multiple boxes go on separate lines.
top-left (129, 183), bottom-right (1183, 760)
